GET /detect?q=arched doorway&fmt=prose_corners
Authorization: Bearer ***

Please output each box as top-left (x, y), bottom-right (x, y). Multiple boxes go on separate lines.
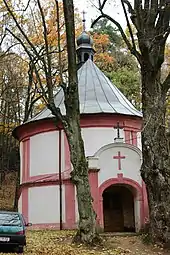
top-left (103, 185), bottom-right (135, 232)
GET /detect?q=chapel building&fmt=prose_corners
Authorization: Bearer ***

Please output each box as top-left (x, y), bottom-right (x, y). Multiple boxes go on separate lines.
top-left (13, 29), bottom-right (149, 232)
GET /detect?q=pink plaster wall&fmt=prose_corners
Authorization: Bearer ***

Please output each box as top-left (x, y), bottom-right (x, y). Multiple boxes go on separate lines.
top-left (21, 138), bottom-right (30, 223)
top-left (20, 129), bottom-right (76, 227)
top-left (14, 114), bottom-right (142, 142)
top-left (17, 113), bottom-right (147, 230)
top-left (98, 177), bottom-right (144, 230)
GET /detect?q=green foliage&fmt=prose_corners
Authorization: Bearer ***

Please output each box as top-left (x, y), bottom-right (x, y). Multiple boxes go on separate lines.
top-left (91, 18), bottom-right (122, 49)
top-left (106, 67), bottom-right (141, 109)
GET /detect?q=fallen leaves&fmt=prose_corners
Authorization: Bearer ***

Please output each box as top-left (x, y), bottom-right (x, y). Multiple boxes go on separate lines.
top-left (0, 230), bottom-right (168, 255)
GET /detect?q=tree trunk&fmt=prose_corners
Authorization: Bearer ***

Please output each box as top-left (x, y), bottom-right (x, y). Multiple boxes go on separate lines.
top-left (62, 0), bottom-right (100, 244)
top-left (140, 64), bottom-right (170, 245)
top-left (91, 0), bottom-right (170, 246)
top-left (14, 170), bottom-right (20, 211)
top-left (63, 116), bottom-right (100, 244)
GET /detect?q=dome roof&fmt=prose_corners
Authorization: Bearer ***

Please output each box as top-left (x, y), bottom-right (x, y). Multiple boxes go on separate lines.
top-left (77, 31), bottom-right (93, 47)
top-left (26, 59), bottom-right (142, 123)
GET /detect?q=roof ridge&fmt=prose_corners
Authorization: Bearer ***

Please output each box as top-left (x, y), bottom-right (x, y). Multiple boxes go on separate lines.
top-left (91, 60), bottom-right (117, 113)
top-left (90, 60), bottom-right (103, 112)
top-left (89, 60), bottom-right (141, 116)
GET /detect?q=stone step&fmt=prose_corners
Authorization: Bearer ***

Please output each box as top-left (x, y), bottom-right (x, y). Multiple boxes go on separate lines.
top-left (100, 232), bottom-right (139, 237)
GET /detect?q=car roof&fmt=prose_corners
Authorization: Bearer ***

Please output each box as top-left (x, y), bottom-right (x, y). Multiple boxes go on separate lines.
top-left (0, 211), bottom-right (21, 215)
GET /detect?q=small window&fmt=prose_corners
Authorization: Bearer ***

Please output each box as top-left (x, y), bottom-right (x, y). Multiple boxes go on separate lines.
top-left (84, 53), bottom-right (89, 62)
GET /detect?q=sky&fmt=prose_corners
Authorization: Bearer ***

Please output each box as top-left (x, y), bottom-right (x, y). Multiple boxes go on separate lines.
top-left (74, 0), bottom-right (127, 31)
top-left (74, 0), bottom-right (170, 42)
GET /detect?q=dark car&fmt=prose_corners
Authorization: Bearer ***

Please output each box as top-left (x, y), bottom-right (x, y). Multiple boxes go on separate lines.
top-left (0, 211), bottom-right (30, 253)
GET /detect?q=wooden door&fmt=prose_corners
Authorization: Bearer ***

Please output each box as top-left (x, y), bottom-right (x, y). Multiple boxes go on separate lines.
top-left (103, 192), bottom-right (124, 232)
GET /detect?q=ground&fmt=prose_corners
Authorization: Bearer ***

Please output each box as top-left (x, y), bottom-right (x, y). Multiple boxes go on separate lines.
top-left (0, 230), bottom-right (169, 255)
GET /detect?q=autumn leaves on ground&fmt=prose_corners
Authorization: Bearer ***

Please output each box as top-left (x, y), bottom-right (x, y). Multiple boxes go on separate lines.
top-left (0, 230), bottom-right (168, 255)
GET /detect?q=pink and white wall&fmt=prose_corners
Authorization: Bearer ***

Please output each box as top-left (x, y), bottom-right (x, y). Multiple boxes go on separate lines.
top-left (15, 114), bottom-right (149, 231)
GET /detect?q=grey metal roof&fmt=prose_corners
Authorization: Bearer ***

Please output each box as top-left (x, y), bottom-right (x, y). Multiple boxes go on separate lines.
top-left (28, 59), bottom-right (142, 123)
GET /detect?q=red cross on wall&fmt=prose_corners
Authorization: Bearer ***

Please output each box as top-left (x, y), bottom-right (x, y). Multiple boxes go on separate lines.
top-left (113, 151), bottom-right (125, 170)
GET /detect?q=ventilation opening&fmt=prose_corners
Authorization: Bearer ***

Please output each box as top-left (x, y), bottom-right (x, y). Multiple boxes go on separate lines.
top-left (84, 53), bottom-right (89, 62)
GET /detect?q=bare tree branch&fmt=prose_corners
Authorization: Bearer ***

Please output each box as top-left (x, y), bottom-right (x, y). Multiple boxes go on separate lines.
top-left (63, 0), bottom-right (79, 109)
top-left (14, 0), bottom-right (31, 12)
top-left (91, 13), bottom-right (142, 64)
top-left (36, 0), bottom-right (54, 104)
top-left (6, 28), bottom-right (33, 62)
top-left (24, 62), bottom-right (34, 122)
top-left (2, 0), bottom-right (40, 60)
top-left (5, 28), bottom-right (48, 103)
top-left (4, 0), bottom-right (66, 125)
top-left (55, 0), bottom-right (66, 90)
top-left (123, 0), bottom-right (134, 14)
top-left (164, 27), bottom-right (170, 41)
top-left (0, 43), bottom-right (20, 56)
top-left (99, 0), bottom-right (107, 10)
top-left (0, 33), bottom-right (7, 46)
top-left (121, 0), bottom-right (138, 55)
top-left (91, 14), bottom-right (132, 48)
top-left (156, 2), bottom-right (170, 37)
top-left (24, 94), bottom-right (43, 122)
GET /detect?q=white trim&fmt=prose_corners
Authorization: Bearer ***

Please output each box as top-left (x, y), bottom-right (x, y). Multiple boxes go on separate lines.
top-left (94, 142), bottom-right (142, 161)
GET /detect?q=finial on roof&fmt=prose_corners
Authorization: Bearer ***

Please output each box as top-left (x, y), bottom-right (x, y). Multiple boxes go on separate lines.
top-left (114, 122), bottom-right (124, 143)
top-left (76, 10), bottom-right (95, 68)
top-left (114, 122), bottom-right (122, 139)
top-left (82, 10), bottom-right (86, 31)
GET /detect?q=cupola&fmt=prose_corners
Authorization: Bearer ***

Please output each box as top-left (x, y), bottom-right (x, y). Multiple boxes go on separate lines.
top-left (76, 11), bottom-right (95, 68)
top-left (77, 31), bottom-right (93, 47)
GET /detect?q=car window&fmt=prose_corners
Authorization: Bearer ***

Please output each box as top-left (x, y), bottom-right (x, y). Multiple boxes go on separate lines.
top-left (0, 213), bottom-right (22, 226)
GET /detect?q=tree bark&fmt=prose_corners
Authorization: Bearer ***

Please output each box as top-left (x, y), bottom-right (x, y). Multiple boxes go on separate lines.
top-left (62, 0), bottom-right (100, 244)
top-left (64, 117), bottom-right (99, 244)
top-left (140, 62), bottom-right (170, 245)
top-left (92, 0), bottom-right (170, 245)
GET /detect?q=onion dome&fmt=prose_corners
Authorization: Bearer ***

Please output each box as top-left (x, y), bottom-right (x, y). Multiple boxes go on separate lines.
top-left (77, 31), bottom-right (93, 47)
